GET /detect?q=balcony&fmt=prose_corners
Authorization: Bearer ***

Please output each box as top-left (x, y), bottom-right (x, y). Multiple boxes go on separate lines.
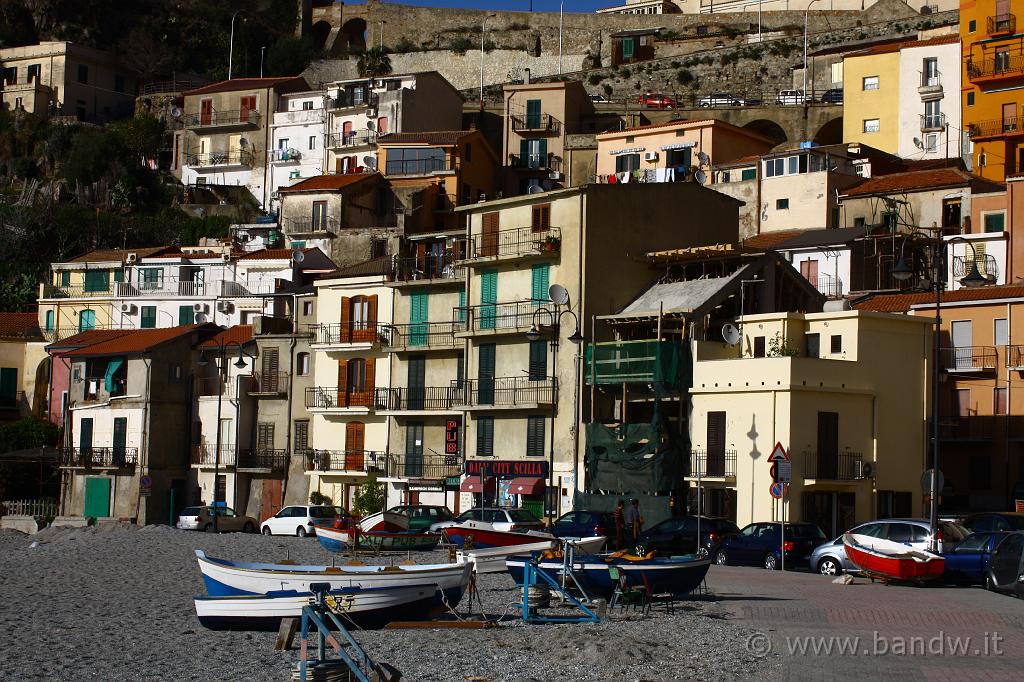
top-left (384, 157), bottom-right (450, 177)
top-left (194, 376), bottom-right (234, 399)
top-left (384, 453), bottom-right (462, 479)
top-left (184, 151), bottom-right (254, 170)
top-left (967, 116), bottom-right (1024, 140)
top-left (586, 340), bottom-right (680, 385)
top-left (308, 322), bottom-right (382, 348)
top-left (462, 226), bottom-right (561, 264)
top-left (40, 324), bottom-right (127, 342)
top-left (220, 279), bottom-right (278, 296)
top-left (326, 131), bottom-right (377, 149)
top-left (1006, 344), bottom-right (1024, 370)
top-left (191, 444), bottom-right (236, 468)
top-left (953, 253), bottom-right (999, 281)
top-left (688, 450), bottom-right (737, 479)
top-left (325, 91), bottom-right (379, 111)
top-left (454, 299), bottom-right (549, 335)
top-left (268, 148), bottom-right (302, 163)
top-left (247, 372), bottom-right (288, 396)
top-left (286, 215), bottom-right (338, 237)
top-left (941, 346), bottom-right (997, 373)
top-left (510, 112), bottom-right (562, 135)
top-left (939, 416), bottom-right (994, 441)
top-left (453, 376), bottom-right (556, 409)
top-left (509, 153), bottom-right (563, 173)
top-left (967, 54), bottom-right (1024, 85)
top-left (236, 449), bottom-right (288, 472)
top-left (375, 386), bottom-right (459, 413)
top-left (808, 275), bottom-right (845, 298)
top-left (61, 447), bottom-right (139, 469)
top-left (380, 322), bottom-right (459, 352)
top-left (184, 109), bottom-right (261, 131)
top-left (919, 113), bottom-right (946, 133)
top-left (918, 71), bottom-right (943, 98)
top-left (115, 277), bottom-right (209, 297)
top-left (988, 13), bottom-right (1016, 35)
top-left (303, 449), bottom-right (387, 474)
top-left (41, 282), bottom-right (116, 298)
top-left (802, 451), bottom-right (864, 481)
top-left (305, 387), bottom-right (374, 411)
top-left (390, 253), bottom-right (465, 286)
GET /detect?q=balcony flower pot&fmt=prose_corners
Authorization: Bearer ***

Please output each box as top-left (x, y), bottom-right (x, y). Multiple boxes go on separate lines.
top-left (541, 237), bottom-right (560, 252)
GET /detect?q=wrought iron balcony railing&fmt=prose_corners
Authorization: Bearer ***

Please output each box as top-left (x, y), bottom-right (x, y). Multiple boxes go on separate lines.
top-left (184, 151), bottom-right (255, 168)
top-left (374, 386), bottom-right (458, 411)
top-left (509, 153), bottom-right (562, 172)
top-left (379, 322), bottom-right (460, 351)
top-left (1006, 344), bottom-right (1024, 370)
top-left (236, 449), bottom-right (288, 471)
top-left (510, 112), bottom-right (562, 134)
top-left (689, 449), bottom-right (737, 478)
top-left (391, 253), bottom-right (465, 283)
top-left (453, 376), bottom-right (556, 407)
top-left (62, 447), bottom-right (139, 468)
top-left (305, 387), bottom-right (374, 409)
top-left (248, 372), bottom-right (288, 395)
top-left (184, 109), bottom-right (261, 129)
top-left (326, 131), bottom-right (377, 148)
top-left (286, 215), bottom-right (339, 235)
top-left (308, 322), bottom-right (381, 345)
top-left (268, 148), bottom-right (301, 162)
top-left (385, 453), bottom-right (462, 479)
top-left (191, 444), bottom-right (236, 467)
top-left (953, 254), bottom-right (999, 280)
top-left (920, 113), bottom-right (947, 132)
top-left (802, 451), bottom-right (864, 480)
top-left (453, 299), bottom-right (549, 333)
top-left (463, 226), bottom-right (561, 261)
top-left (303, 449), bottom-right (387, 473)
top-left (941, 346), bottom-right (997, 372)
top-left (809, 275), bottom-right (844, 298)
top-left (967, 53), bottom-right (1024, 82)
top-left (967, 116), bottom-right (1024, 138)
top-left (988, 13), bottom-right (1017, 34)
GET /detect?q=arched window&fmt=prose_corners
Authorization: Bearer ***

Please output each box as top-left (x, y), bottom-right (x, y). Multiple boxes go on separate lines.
top-left (79, 309), bottom-right (96, 332)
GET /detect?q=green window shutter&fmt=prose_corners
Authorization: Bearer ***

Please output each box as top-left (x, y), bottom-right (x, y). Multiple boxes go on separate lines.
top-left (741, 168), bottom-right (757, 181)
top-left (476, 416), bottom-right (494, 457)
top-left (526, 416), bottom-right (545, 457)
top-left (140, 306), bottom-right (157, 329)
top-left (60, 272), bottom-right (71, 287)
top-left (409, 290), bottom-right (429, 346)
top-left (480, 269), bottom-right (497, 329)
top-left (457, 288), bottom-right (467, 323)
top-left (113, 269), bottom-right (124, 283)
top-left (531, 264), bottom-right (550, 304)
top-left (529, 340), bottom-right (548, 380)
top-left (0, 367), bottom-right (17, 406)
top-left (84, 270), bottom-right (110, 293)
top-left (477, 343), bottom-right (495, 405)
top-left (526, 99), bottom-right (541, 128)
top-left (622, 37), bottom-right (635, 59)
top-left (45, 310), bottom-right (54, 332)
top-left (519, 139), bottom-right (529, 168)
top-left (984, 213), bottom-right (1005, 233)
top-left (538, 138), bottom-right (548, 160)
top-left (178, 305), bottom-right (195, 325)
top-left (79, 310), bottom-right (95, 331)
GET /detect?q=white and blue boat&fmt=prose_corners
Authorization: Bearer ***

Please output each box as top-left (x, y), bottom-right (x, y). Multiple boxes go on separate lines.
top-left (505, 553), bottom-right (711, 597)
top-left (316, 526), bottom-right (440, 553)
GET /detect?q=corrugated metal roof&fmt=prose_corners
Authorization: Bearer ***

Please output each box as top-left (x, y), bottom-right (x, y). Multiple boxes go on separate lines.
top-left (618, 271), bottom-right (745, 317)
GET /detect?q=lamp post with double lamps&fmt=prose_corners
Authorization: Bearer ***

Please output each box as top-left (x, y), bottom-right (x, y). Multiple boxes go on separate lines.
top-left (526, 290), bottom-right (583, 524)
top-left (891, 233), bottom-right (991, 552)
top-left (196, 338), bottom-right (258, 531)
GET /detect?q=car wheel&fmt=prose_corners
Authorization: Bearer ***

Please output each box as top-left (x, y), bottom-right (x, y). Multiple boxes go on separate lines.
top-left (818, 557), bottom-right (840, 576)
top-left (203, 523), bottom-right (214, 533)
top-left (243, 522), bottom-right (255, 533)
top-left (296, 526), bottom-right (308, 537)
top-left (715, 550), bottom-right (728, 566)
top-left (764, 553), bottom-right (779, 571)
top-left (261, 526), bottom-right (272, 536)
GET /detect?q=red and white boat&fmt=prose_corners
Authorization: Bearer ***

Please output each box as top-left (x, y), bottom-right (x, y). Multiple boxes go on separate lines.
top-left (843, 533), bottom-right (945, 582)
top-left (442, 520), bottom-right (555, 549)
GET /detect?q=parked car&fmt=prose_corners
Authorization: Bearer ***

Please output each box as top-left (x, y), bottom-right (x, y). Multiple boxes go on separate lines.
top-left (809, 518), bottom-right (971, 575)
top-left (550, 510), bottom-right (616, 539)
top-left (776, 89), bottom-right (811, 105)
top-left (943, 531), bottom-right (1011, 585)
top-left (589, 94), bottom-right (610, 103)
top-left (715, 522), bottom-right (827, 570)
top-left (985, 531), bottom-right (1024, 596)
top-left (637, 92), bottom-right (678, 109)
top-left (819, 88), bottom-right (844, 104)
top-left (428, 507), bottom-right (545, 533)
top-left (259, 505), bottom-right (348, 536)
top-left (634, 516), bottom-right (740, 558)
top-left (962, 512), bottom-right (1024, 533)
top-left (386, 505), bottom-right (453, 531)
top-left (698, 93), bottom-right (743, 107)
top-left (177, 506), bottom-right (258, 533)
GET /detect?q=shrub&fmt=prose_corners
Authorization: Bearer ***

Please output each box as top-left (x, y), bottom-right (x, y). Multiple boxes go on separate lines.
top-left (353, 475), bottom-right (386, 516)
top-left (588, 73), bottom-right (606, 85)
top-left (449, 37), bottom-right (474, 54)
top-left (677, 69), bottom-right (694, 85)
top-left (309, 491), bottom-right (333, 506)
top-left (620, 67), bottom-right (631, 78)
top-left (670, 60), bottom-right (681, 68)
top-left (603, 83), bottom-right (613, 96)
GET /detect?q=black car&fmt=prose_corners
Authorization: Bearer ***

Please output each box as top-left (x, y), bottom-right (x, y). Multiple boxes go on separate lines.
top-left (819, 88), bottom-right (843, 104)
top-left (550, 510), bottom-right (616, 539)
top-left (716, 522), bottom-right (827, 570)
top-left (634, 515), bottom-right (739, 558)
top-left (962, 512), bottom-right (1024, 533)
top-left (985, 531), bottom-right (1024, 596)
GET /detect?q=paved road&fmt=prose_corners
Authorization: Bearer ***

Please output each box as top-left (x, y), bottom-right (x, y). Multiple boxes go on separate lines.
top-left (704, 565), bottom-right (1024, 680)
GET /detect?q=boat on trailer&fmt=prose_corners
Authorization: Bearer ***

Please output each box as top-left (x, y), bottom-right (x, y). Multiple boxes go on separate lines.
top-left (316, 526), bottom-right (440, 553)
top-left (506, 552), bottom-right (711, 597)
top-left (460, 536), bottom-right (608, 574)
top-left (442, 520), bottom-right (556, 549)
top-left (842, 533), bottom-right (945, 582)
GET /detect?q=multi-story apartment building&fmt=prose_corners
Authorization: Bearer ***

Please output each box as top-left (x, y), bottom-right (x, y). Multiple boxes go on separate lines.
top-left (501, 80), bottom-right (594, 196)
top-left (0, 313), bottom-right (47, 422)
top-left (176, 77), bottom-right (309, 209)
top-left (323, 72), bottom-right (463, 176)
top-left (267, 90), bottom-right (326, 201)
top-left (59, 325), bottom-right (220, 524)
top-left (37, 245), bottom-right (335, 342)
top-left (0, 41), bottom-right (137, 122)
top-left (843, 34), bottom-right (962, 160)
top-left (454, 183), bottom-right (742, 519)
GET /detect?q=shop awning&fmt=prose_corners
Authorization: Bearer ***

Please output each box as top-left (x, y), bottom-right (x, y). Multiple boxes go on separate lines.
top-left (507, 476), bottom-right (545, 496)
top-left (460, 476), bottom-right (496, 493)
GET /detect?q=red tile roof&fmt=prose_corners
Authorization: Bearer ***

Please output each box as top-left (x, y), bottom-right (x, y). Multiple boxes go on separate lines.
top-left (183, 76), bottom-right (307, 97)
top-left (846, 33), bottom-right (959, 58)
top-left (63, 325), bottom-right (203, 357)
top-left (840, 168), bottom-right (987, 198)
top-left (49, 329), bottom-right (131, 349)
top-left (854, 285), bottom-right (1024, 313)
top-left (68, 246), bottom-right (178, 263)
top-left (0, 313), bottom-right (41, 339)
top-left (377, 131), bottom-right (473, 146)
top-left (599, 118), bottom-right (771, 142)
top-left (741, 230), bottom-right (806, 250)
top-left (198, 325), bottom-right (253, 349)
top-left (278, 173), bottom-right (378, 193)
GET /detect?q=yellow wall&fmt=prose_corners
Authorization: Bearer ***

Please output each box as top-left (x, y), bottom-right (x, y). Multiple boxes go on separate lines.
top-left (843, 51), bottom-right (901, 153)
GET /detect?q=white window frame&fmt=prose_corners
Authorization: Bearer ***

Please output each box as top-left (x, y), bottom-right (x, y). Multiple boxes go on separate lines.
top-left (863, 76), bottom-right (879, 91)
top-left (863, 119), bottom-right (880, 133)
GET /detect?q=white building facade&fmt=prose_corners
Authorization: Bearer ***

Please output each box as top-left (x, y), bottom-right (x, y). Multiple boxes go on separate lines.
top-left (268, 91), bottom-right (326, 205)
top-left (897, 38), bottom-right (962, 162)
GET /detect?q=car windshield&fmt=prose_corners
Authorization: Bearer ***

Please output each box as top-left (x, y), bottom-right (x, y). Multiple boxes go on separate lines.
top-left (940, 522), bottom-right (969, 542)
top-left (507, 509), bottom-right (540, 522)
top-left (787, 524), bottom-right (826, 539)
top-left (1005, 516), bottom-right (1024, 530)
top-left (955, 533), bottom-right (994, 552)
top-left (181, 507), bottom-right (203, 516)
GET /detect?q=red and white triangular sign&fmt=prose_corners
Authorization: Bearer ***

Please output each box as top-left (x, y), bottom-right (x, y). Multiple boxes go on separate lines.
top-left (767, 442), bottom-right (789, 463)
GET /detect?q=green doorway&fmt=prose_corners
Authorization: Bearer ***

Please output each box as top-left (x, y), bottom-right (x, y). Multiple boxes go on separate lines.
top-left (84, 477), bottom-right (111, 518)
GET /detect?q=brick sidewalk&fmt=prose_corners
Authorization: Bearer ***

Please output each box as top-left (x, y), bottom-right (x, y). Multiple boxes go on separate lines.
top-left (704, 565), bottom-right (1024, 679)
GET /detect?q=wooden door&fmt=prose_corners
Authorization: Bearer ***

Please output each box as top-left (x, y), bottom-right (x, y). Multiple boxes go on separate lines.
top-left (240, 96), bottom-right (256, 123)
top-left (407, 355), bottom-right (426, 410)
top-left (799, 259), bottom-right (819, 285)
top-left (706, 411), bottom-right (726, 476)
top-left (1003, 102), bottom-right (1016, 132)
top-left (477, 343), bottom-right (495, 405)
top-left (345, 422), bottom-right (365, 470)
top-left (200, 99), bottom-right (213, 125)
top-left (816, 411), bottom-right (839, 479)
top-left (80, 417), bottom-right (94, 454)
top-left (112, 417), bottom-right (127, 463)
top-left (480, 212), bottom-right (499, 257)
top-left (260, 479), bottom-right (283, 521)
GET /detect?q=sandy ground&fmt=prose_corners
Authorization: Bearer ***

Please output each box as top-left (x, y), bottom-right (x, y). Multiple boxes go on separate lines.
top-left (0, 525), bottom-right (778, 681)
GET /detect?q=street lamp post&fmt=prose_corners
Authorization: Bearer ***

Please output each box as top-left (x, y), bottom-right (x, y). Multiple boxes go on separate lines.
top-left (526, 298), bottom-right (583, 524)
top-left (197, 340), bottom-right (257, 531)
top-left (803, 0), bottom-right (821, 98)
top-left (480, 13), bottom-right (497, 106)
top-left (228, 10), bottom-right (247, 80)
top-left (891, 233), bottom-right (990, 552)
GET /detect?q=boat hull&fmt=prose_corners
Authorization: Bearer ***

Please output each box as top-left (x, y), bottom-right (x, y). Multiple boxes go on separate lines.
top-left (506, 554), bottom-right (711, 597)
top-left (842, 533), bottom-right (944, 581)
top-left (194, 584), bottom-right (438, 630)
top-left (316, 526), bottom-right (440, 553)
top-left (443, 525), bottom-right (555, 549)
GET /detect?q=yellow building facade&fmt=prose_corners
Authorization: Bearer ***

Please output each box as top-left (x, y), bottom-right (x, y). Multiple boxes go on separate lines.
top-left (842, 48), bottom-right (901, 153)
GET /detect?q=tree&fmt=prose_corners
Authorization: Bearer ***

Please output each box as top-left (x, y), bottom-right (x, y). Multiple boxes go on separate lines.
top-left (357, 47), bottom-right (392, 78)
top-left (352, 475), bottom-right (386, 516)
top-left (265, 35), bottom-right (319, 77)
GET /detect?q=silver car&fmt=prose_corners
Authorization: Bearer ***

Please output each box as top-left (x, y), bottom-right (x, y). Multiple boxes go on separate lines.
top-left (176, 505), bottom-right (258, 533)
top-left (810, 518), bottom-right (969, 575)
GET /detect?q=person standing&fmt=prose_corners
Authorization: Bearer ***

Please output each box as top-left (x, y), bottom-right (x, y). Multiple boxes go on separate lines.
top-left (629, 499), bottom-right (643, 550)
top-left (613, 500), bottom-right (625, 550)
top-left (623, 498), bottom-right (638, 549)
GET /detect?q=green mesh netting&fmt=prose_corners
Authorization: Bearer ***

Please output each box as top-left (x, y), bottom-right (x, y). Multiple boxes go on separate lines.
top-left (585, 340), bottom-right (681, 387)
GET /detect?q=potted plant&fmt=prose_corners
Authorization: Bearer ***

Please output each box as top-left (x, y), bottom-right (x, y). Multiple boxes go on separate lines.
top-left (541, 234), bottom-right (560, 252)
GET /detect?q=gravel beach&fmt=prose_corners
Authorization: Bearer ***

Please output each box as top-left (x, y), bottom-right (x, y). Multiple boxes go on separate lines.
top-left (0, 525), bottom-right (777, 681)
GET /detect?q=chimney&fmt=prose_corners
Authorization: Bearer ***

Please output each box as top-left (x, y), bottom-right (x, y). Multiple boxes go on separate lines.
top-left (523, 68), bottom-right (531, 84)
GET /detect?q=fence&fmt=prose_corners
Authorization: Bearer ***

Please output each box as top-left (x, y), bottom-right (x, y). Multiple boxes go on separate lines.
top-left (375, 386), bottom-right (457, 411)
top-left (454, 299), bottom-right (549, 333)
top-left (455, 376), bottom-right (556, 407)
top-left (689, 450), bottom-right (737, 478)
top-left (802, 451), bottom-right (864, 481)
top-left (303, 450), bottom-right (387, 473)
top-left (379, 322), bottom-right (459, 351)
top-left (0, 499), bottom-right (58, 517)
top-left (236, 449), bottom-right (288, 471)
top-left (465, 226), bottom-right (561, 261)
top-left (62, 447), bottom-right (139, 468)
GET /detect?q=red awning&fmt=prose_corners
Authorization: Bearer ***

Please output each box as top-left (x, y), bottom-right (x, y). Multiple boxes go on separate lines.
top-left (460, 476), bottom-right (496, 493)
top-left (507, 476), bottom-right (545, 496)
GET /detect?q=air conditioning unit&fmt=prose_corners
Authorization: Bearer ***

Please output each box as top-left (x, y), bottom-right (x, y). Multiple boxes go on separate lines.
top-left (193, 303), bottom-right (209, 313)
top-left (125, 252), bottom-right (138, 264)
top-left (221, 253), bottom-right (231, 263)
top-left (216, 300), bottom-right (234, 314)
top-left (644, 151), bottom-right (659, 162)
top-left (120, 303), bottom-right (137, 314)
top-left (366, 108), bottom-right (378, 118)
top-left (548, 171), bottom-right (562, 180)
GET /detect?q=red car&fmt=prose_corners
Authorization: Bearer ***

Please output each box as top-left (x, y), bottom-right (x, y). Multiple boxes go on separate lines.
top-left (638, 92), bottom-right (678, 109)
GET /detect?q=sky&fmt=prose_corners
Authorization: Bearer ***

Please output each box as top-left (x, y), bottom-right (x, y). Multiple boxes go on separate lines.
top-left (343, 1), bottom-right (613, 13)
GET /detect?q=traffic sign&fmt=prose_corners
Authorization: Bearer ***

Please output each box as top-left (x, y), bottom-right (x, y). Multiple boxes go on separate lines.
top-left (767, 442), bottom-right (789, 463)
top-left (776, 461), bottom-right (793, 484)
top-left (769, 481), bottom-right (788, 499)
top-left (139, 475), bottom-right (153, 498)
top-left (920, 468), bottom-right (944, 494)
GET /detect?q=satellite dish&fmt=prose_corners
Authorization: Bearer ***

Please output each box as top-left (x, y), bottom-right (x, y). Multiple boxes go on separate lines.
top-left (366, 121), bottom-right (375, 131)
top-left (292, 249), bottom-right (306, 264)
top-left (548, 283), bottom-right (570, 305)
top-left (526, 184), bottom-right (545, 194)
top-left (721, 322), bottom-right (740, 346)
top-left (697, 151), bottom-right (710, 166)
top-left (364, 156), bottom-right (378, 169)
top-left (694, 170), bottom-right (707, 185)
top-left (195, 313), bottom-right (208, 324)
top-left (170, 106), bottom-right (183, 118)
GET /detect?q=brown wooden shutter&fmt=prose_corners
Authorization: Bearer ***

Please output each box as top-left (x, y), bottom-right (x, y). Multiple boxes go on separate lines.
top-left (337, 358), bottom-right (348, 407)
top-left (415, 243), bottom-right (427, 272)
top-left (481, 212), bottom-right (499, 256)
top-left (367, 294), bottom-right (378, 335)
top-left (531, 204), bottom-right (551, 232)
top-left (365, 357), bottom-right (376, 396)
top-left (340, 296), bottom-right (351, 342)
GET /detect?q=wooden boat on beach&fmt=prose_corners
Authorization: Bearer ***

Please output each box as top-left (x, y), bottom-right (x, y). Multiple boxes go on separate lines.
top-left (194, 583), bottom-right (439, 630)
top-left (459, 536), bottom-right (608, 574)
top-left (316, 526), bottom-right (440, 553)
top-left (442, 520), bottom-right (555, 549)
top-left (842, 533), bottom-right (945, 582)
top-left (505, 552), bottom-right (711, 597)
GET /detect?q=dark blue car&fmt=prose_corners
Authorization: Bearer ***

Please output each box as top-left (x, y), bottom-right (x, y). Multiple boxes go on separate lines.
top-left (942, 531), bottom-right (1011, 585)
top-left (550, 510), bottom-right (616, 539)
top-left (715, 522), bottom-right (827, 570)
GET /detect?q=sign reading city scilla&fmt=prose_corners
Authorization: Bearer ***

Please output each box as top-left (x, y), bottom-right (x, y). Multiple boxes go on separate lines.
top-left (464, 460), bottom-right (549, 477)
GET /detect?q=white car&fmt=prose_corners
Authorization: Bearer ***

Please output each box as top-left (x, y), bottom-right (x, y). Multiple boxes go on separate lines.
top-left (259, 504), bottom-right (348, 537)
top-left (429, 507), bottom-right (545, 533)
top-left (698, 93), bottom-right (743, 108)
top-left (776, 89), bottom-right (812, 105)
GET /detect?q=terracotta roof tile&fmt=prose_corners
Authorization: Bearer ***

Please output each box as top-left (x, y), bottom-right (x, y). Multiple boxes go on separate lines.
top-left (49, 329), bottom-right (130, 349)
top-left (854, 285), bottom-right (1024, 313)
top-left (198, 325), bottom-right (253, 349)
top-left (63, 325), bottom-right (204, 357)
top-left (183, 76), bottom-right (307, 97)
top-left (377, 131), bottom-right (473, 146)
top-left (278, 173), bottom-right (378, 193)
top-left (0, 313), bottom-right (42, 339)
top-left (839, 168), bottom-right (977, 198)
top-left (68, 246), bottom-right (177, 263)
top-left (846, 33), bottom-right (959, 58)
top-left (741, 230), bottom-right (806, 250)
